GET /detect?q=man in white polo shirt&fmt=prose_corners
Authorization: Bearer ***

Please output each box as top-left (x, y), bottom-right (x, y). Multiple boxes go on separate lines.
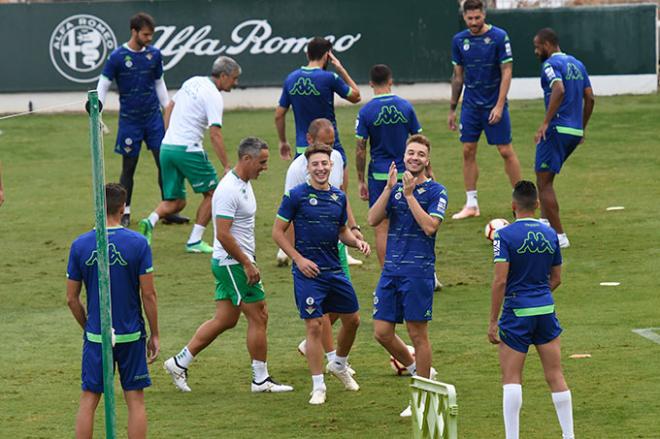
top-left (138, 56), bottom-right (240, 253)
top-left (164, 137), bottom-right (294, 393)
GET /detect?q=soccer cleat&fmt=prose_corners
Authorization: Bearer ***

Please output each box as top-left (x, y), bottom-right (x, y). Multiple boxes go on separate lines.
top-left (162, 213), bottom-right (190, 225)
top-left (297, 339), bottom-right (307, 356)
top-left (163, 357), bottom-right (191, 392)
top-left (251, 376), bottom-right (294, 393)
top-left (434, 273), bottom-right (443, 292)
top-left (346, 251), bottom-right (363, 266)
top-left (137, 219), bottom-right (153, 245)
top-left (400, 405), bottom-right (412, 417)
top-left (327, 362), bottom-right (360, 391)
top-left (185, 241), bottom-right (213, 254)
top-left (558, 234), bottom-right (570, 248)
top-left (326, 361), bottom-right (356, 377)
top-left (451, 205), bottom-right (480, 220)
top-left (121, 213), bottom-right (130, 228)
top-left (309, 388), bottom-right (327, 405)
top-left (276, 248), bottom-right (290, 267)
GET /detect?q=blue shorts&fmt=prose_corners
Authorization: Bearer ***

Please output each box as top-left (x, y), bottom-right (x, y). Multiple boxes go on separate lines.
top-left (459, 106), bottom-right (512, 145)
top-left (81, 336), bottom-right (151, 393)
top-left (498, 310), bottom-right (563, 354)
top-left (293, 269), bottom-right (359, 319)
top-left (368, 178), bottom-right (387, 207)
top-left (373, 275), bottom-right (435, 323)
top-left (535, 128), bottom-right (581, 174)
top-left (115, 112), bottom-right (165, 157)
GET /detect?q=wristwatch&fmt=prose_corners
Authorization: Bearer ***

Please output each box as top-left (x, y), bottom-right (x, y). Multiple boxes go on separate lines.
top-left (350, 225), bottom-right (361, 232)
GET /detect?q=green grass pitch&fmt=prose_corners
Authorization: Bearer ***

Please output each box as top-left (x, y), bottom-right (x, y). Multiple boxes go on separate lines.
top-left (1, 95), bottom-right (659, 438)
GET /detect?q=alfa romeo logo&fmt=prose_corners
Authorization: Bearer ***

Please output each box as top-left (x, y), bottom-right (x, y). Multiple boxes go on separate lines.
top-left (49, 14), bottom-right (117, 83)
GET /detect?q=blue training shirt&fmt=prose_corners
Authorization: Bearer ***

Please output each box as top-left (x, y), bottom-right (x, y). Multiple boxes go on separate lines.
top-left (67, 227), bottom-right (153, 337)
top-left (541, 52), bottom-right (591, 136)
top-left (101, 44), bottom-right (164, 121)
top-left (493, 218), bottom-right (562, 312)
top-left (278, 67), bottom-right (351, 156)
top-left (383, 180), bottom-right (448, 278)
top-left (451, 25), bottom-right (513, 109)
top-left (355, 94), bottom-right (423, 179)
top-left (277, 183), bottom-right (348, 273)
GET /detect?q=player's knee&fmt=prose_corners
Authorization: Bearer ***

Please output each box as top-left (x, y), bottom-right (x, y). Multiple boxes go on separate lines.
top-left (343, 313), bottom-right (360, 331)
top-left (462, 147), bottom-right (477, 161)
top-left (306, 319), bottom-right (323, 338)
top-left (373, 327), bottom-right (393, 345)
top-left (498, 145), bottom-right (516, 159)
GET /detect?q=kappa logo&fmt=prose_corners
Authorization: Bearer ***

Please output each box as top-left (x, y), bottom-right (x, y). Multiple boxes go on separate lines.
top-left (85, 243), bottom-right (128, 267)
top-left (424, 309), bottom-right (432, 318)
top-left (289, 77), bottom-right (320, 96)
top-left (49, 14), bottom-right (117, 83)
top-left (516, 232), bottom-right (555, 255)
top-left (565, 63), bottom-right (584, 81)
top-left (374, 105), bottom-right (408, 126)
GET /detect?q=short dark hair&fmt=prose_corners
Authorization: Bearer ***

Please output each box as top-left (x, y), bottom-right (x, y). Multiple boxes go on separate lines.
top-left (462, 0), bottom-right (484, 13)
top-left (536, 28), bottom-right (559, 46)
top-left (130, 12), bottom-right (155, 32)
top-left (406, 134), bottom-right (431, 152)
top-left (304, 143), bottom-right (333, 160)
top-left (238, 137), bottom-right (269, 159)
top-left (106, 183), bottom-right (127, 215)
top-left (512, 180), bottom-right (538, 211)
top-left (307, 37), bottom-right (333, 61)
top-left (370, 64), bottom-right (392, 86)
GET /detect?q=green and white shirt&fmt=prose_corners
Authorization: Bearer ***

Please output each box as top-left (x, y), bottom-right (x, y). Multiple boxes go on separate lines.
top-left (212, 171), bottom-right (256, 265)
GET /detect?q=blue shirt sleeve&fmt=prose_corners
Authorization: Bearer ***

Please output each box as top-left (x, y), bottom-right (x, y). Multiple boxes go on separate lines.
top-left (427, 185), bottom-right (448, 220)
top-left (552, 236), bottom-right (563, 266)
top-left (154, 49), bottom-right (164, 80)
top-left (498, 32), bottom-right (513, 64)
top-left (408, 105), bottom-right (422, 134)
top-left (139, 240), bottom-right (154, 275)
top-left (355, 108), bottom-right (368, 139)
top-left (542, 61), bottom-right (563, 87)
top-left (493, 231), bottom-right (509, 263)
top-left (101, 52), bottom-right (118, 81)
top-left (66, 242), bottom-right (82, 281)
top-left (277, 191), bottom-right (296, 222)
top-left (278, 81), bottom-right (290, 108)
top-left (332, 73), bottom-right (351, 99)
top-left (451, 36), bottom-right (462, 66)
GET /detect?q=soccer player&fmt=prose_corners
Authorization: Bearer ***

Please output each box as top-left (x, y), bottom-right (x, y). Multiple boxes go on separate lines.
top-left (488, 180), bottom-right (573, 439)
top-left (274, 36), bottom-right (361, 164)
top-left (96, 13), bottom-right (187, 227)
top-left (164, 138), bottom-right (293, 394)
top-left (368, 134), bottom-right (447, 416)
top-left (66, 183), bottom-right (159, 439)
top-left (533, 28), bottom-right (595, 248)
top-left (356, 64), bottom-right (423, 266)
top-left (448, 0), bottom-right (521, 219)
top-left (272, 143), bottom-right (371, 405)
top-left (138, 56), bottom-right (240, 253)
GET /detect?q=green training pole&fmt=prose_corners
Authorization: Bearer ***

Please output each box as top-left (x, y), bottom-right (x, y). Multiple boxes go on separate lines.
top-left (87, 90), bottom-right (116, 439)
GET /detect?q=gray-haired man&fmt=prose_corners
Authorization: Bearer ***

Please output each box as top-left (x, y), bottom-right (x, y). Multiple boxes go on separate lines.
top-left (164, 137), bottom-right (294, 394)
top-left (138, 56), bottom-right (241, 253)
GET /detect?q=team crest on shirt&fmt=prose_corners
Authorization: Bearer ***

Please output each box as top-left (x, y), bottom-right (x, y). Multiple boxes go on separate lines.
top-left (330, 193), bottom-right (339, 201)
top-left (394, 192), bottom-right (402, 200)
top-left (462, 38), bottom-right (470, 51)
top-left (146, 53), bottom-right (153, 61)
top-left (484, 36), bottom-right (492, 44)
top-left (309, 198), bottom-right (318, 206)
top-left (416, 187), bottom-right (426, 195)
top-left (124, 55), bottom-right (133, 68)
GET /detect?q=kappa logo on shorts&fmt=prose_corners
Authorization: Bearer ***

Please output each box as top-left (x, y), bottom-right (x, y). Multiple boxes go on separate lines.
top-left (49, 14), bottom-right (117, 83)
top-left (425, 309), bottom-right (432, 318)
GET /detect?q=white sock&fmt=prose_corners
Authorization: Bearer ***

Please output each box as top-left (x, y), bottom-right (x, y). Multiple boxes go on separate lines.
top-left (252, 360), bottom-right (269, 383)
top-left (503, 384), bottom-right (522, 439)
top-left (187, 224), bottom-right (206, 244)
top-left (406, 361), bottom-right (417, 376)
top-left (539, 218), bottom-right (550, 226)
top-left (334, 355), bottom-right (348, 370)
top-left (312, 374), bottom-right (326, 391)
top-left (148, 212), bottom-right (159, 227)
top-left (325, 350), bottom-right (336, 363)
top-left (552, 390), bottom-right (574, 439)
top-left (466, 190), bottom-right (478, 208)
top-left (124, 205), bottom-right (131, 214)
top-left (175, 346), bottom-right (194, 368)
